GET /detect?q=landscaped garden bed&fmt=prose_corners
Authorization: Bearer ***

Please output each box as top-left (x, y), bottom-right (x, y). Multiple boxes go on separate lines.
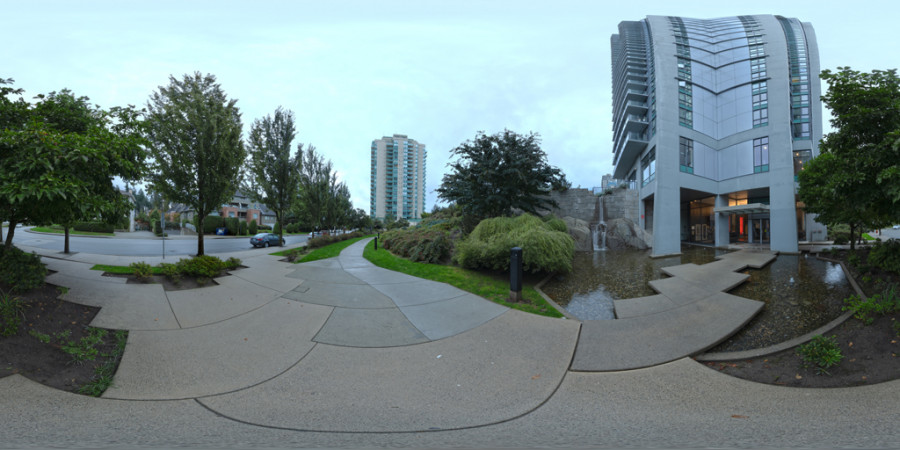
top-left (0, 250), bottom-right (243, 396)
top-left (709, 240), bottom-right (900, 387)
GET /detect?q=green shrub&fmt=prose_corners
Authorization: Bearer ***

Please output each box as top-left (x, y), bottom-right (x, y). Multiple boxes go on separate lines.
top-left (797, 335), bottom-right (843, 375)
top-left (202, 216), bottom-right (225, 234)
top-left (842, 284), bottom-right (900, 324)
top-left (273, 222), bottom-right (282, 235)
top-left (224, 257), bottom-right (242, 270)
top-left (382, 228), bottom-right (452, 263)
top-left (258, 224), bottom-right (272, 231)
top-left (305, 231), bottom-right (364, 249)
top-left (224, 217), bottom-right (240, 236)
top-left (454, 214), bottom-right (574, 273)
top-left (158, 262), bottom-right (181, 283)
top-left (0, 246), bottom-right (47, 293)
top-left (868, 239), bottom-right (900, 275)
top-left (239, 220), bottom-right (248, 236)
top-left (176, 255), bottom-right (226, 278)
top-left (249, 219), bottom-right (258, 235)
top-left (129, 262), bottom-right (153, 281)
top-left (541, 215), bottom-right (568, 233)
top-left (0, 290), bottom-right (24, 337)
top-left (833, 234), bottom-right (848, 245)
top-left (73, 222), bottom-right (115, 233)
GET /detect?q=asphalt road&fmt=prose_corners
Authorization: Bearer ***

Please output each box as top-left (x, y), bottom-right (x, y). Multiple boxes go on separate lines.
top-left (5, 227), bottom-right (309, 257)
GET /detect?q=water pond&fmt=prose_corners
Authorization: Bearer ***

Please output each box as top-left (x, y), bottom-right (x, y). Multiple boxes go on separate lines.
top-left (540, 246), bottom-right (853, 351)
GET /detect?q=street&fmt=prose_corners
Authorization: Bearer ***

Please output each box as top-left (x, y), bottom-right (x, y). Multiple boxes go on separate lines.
top-left (6, 227), bottom-right (308, 257)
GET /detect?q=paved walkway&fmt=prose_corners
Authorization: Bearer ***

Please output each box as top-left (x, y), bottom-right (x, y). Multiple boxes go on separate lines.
top-left (2, 239), bottom-right (899, 446)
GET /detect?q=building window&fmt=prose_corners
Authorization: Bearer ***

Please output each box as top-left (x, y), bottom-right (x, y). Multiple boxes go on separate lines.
top-left (641, 148), bottom-right (656, 186)
top-left (753, 137), bottom-right (769, 173)
top-left (793, 150), bottom-right (811, 180)
top-left (678, 107), bottom-right (693, 128)
top-left (679, 137), bottom-right (693, 173)
top-left (229, 211), bottom-right (236, 218)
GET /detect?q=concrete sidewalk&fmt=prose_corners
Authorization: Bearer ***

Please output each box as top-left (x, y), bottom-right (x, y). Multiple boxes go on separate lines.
top-left (1, 239), bottom-right (899, 446)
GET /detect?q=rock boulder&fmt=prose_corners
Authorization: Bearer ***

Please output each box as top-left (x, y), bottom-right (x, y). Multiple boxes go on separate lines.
top-left (605, 218), bottom-right (650, 250)
top-left (562, 216), bottom-right (593, 252)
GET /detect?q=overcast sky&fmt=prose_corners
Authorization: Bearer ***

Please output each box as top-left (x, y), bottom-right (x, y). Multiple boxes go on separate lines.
top-left (2, 0), bottom-right (896, 211)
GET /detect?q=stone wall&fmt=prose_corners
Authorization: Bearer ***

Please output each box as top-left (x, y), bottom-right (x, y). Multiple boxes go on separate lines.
top-left (601, 188), bottom-right (639, 223)
top-left (540, 188), bottom-right (599, 223)
top-left (541, 188), bottom-right (639, 225)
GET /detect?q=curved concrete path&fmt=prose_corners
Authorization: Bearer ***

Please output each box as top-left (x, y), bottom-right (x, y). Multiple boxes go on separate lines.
top-left (4, 239), bottom-right (900, 446)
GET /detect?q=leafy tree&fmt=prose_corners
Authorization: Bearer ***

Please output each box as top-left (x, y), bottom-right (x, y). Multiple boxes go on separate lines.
top-left (0, 81), bottom-right (146, 251)
top-left (243, 107), bottom-right (302, 246)
top-left (437, 129), bottom-right (569, 221)
top-left (144, 72), bottom-right (245, 255)
top-left (798, 67), bottom-right (900, 249)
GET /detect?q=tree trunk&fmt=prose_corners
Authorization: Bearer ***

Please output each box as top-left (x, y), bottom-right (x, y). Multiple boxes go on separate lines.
top-left (4, 219), bottom-right (17, 247)
top-left (849, 223), bottom-right (856, 251)
top-left (197, 215), bottom-right (205, 256)
top-left (64, 227), bottom-right (71, 254)
top-left (276, 212), bottom-right (283, 246)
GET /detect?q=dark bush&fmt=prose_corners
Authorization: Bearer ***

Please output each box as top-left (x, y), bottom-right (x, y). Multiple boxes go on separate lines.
top-left (249, 219), bottom-right (258, 235)
top-left (0, 246), bottom-right (47, 293)
top-left (224, 217), bottom-right (240, 236)
top-left (305, 231), bottom-right (364, 249)
top-left (273, 222), bottom-right (282, 235)
top-left (153, 220), bottom-right (162, 236)
top-left (382, 228), bottom-right (452, 263)
top-left (869, 239), bottom-right (900, 275)
top-left (202, 216), bottom-right (225, 234)
top-left (258, 224), bottom-right (272, 231)
top-left (239, 220), bottom-right (248, 236)
top-left (73, 222), bottom-right (115, 233)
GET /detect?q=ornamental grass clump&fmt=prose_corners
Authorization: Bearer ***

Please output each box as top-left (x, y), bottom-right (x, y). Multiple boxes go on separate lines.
top-left (454, 214), bottom-right (574, 274)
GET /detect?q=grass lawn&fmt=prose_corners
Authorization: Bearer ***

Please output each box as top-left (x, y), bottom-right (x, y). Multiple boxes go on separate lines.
top-left (90, 264), bottom-right (165, 275)
top-left (363, 240), bottom-right (563, 318)
top-left (270, 235), bottom-right (372, 263)
top-left (31, 226), bottom-right (114, 237)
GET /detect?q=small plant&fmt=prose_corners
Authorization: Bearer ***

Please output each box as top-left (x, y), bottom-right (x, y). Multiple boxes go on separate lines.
top-left (0, 290), bottom-right (25, 337)
top-left (797, 335), bottom-right (844, 375)
top-left (77, 329), bottom-right (128, 397)
top-left (60, 327), bottom-right (107, 364)
top-left (842, 284), bottom-right (900, 325)
top-left (129, 261), bottom-right (153, 281)
top-left (28, 329), bottom-right (52, 344)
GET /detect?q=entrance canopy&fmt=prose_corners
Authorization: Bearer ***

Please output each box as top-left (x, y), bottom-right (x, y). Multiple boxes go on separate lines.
top-left (713, 203), bottom-right (770, 215)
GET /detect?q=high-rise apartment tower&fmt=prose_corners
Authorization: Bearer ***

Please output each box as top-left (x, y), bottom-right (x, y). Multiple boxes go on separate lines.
top-left (610, 15), bottom-right (826, 255)
top-left (370, 134), bottom-right (427, 221)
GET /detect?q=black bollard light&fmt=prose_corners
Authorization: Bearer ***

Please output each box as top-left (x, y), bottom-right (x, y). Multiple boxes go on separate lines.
top-left (374, 235), bottom-right (378, 250)
top-left (510, 247), bottom-right (523, 302)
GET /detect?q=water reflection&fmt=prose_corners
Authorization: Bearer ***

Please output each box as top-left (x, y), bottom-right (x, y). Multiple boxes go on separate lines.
top-left (713, 255), bottom-right (851, 352)
top-left (541, 245), bottom-right (726, 319)
top-left (541, 246), bottom-right (854, 351)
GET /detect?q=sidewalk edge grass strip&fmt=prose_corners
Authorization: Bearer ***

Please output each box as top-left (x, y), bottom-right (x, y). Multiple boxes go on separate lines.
top-left (31, 226), bottom-right (115, 237)
top-left (90, 264), bottom-right (165, 275)
top-left (298, 236), bottom-right (372, 263)
top-left (362, 240), bottom-right (563, 318)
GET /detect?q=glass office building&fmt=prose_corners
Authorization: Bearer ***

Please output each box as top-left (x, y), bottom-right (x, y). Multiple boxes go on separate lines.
top-left (610, 15), bottom-right (826, 255)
